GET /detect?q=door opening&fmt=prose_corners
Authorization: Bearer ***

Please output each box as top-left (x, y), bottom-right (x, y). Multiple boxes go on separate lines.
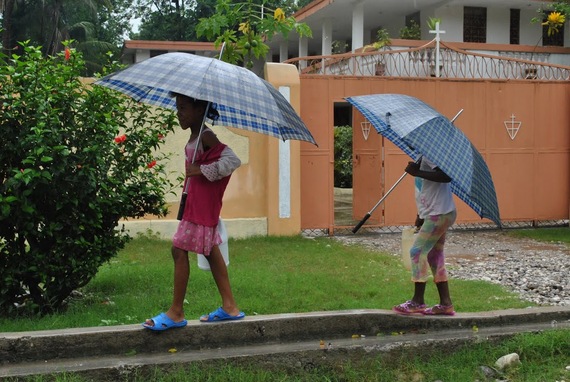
top-left (333, 102), bottom-right (356, 226)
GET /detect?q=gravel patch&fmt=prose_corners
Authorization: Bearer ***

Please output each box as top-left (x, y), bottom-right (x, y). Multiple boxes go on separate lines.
top-left (332, 229), bottom-right (570, 306)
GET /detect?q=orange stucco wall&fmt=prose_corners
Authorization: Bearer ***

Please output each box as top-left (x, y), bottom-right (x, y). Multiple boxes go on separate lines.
top-left (299, 76), bottom-right (570, 231)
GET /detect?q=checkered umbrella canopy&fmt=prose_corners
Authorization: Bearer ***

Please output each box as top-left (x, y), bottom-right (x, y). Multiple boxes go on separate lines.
top-left (346, 94), bottom-right (501, 227)
top-left (94, 52), bottom-right (316, 145)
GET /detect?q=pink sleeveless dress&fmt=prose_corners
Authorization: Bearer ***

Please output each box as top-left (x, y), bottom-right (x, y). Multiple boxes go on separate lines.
top-left (172, 131), bottom-right (221, 255)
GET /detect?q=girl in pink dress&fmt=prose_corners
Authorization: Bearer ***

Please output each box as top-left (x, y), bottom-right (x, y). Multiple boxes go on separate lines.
top-left (143, 94), bottom-right (244, 331)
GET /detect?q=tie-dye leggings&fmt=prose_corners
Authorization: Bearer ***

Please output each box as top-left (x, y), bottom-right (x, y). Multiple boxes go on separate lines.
top-left (410, 210), bottom-right (457, 283)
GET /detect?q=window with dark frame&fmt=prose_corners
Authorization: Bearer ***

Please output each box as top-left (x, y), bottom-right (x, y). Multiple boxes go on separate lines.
top-left (510, 9), bottom-right (520, 44)
top-left (406, 11), bottom-right (421, 28)
top-left (464, 6), bottom-right (487, 43)
top-left (543, 12), bottom-right (565, 46)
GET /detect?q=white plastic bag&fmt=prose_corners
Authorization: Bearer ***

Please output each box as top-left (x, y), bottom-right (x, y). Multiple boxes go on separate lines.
top-left (197, 218), bottom-right (229, 271)
top-left (401, 227), bottom-right (416, 271)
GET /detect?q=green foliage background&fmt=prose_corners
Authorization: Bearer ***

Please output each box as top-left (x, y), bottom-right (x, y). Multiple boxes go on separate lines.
top-left (0, 43), bottom-right (178, 315)
top-left (334, 125), bottom-right (352, 188)
top-left (196, 0), bottom-right (312, 67)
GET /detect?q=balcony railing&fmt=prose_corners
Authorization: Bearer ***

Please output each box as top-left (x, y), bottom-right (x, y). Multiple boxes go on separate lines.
top-left (284, 40), bottom-right (570, 81)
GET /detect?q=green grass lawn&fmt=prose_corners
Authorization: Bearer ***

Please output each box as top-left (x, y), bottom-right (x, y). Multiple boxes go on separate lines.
top-left (1, 229), bottom-right (555, 332)
top-left (2, 227), bottom-right (569, 382)
top-left (507, 227), bottom-right (570, 244)
top-left (136, 328), bottom-right (570, 382)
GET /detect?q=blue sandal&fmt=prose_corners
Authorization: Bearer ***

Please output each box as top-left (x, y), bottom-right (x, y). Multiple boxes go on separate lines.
top-left (200, 307), bottom-right (245, 322)
top-left (142, 313), bottom-right (187, 331)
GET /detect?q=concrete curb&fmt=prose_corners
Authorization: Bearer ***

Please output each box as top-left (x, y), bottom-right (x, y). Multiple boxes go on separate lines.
top-left (1, 306), bottom-right (569, 368)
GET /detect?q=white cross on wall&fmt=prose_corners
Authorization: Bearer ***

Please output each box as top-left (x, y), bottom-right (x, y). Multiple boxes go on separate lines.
top-left (504, 114), bottom-right (522, 140)
top-left (429, 22), bottom-right (446, 77)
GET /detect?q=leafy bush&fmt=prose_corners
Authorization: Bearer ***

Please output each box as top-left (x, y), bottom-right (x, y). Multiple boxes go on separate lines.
top-left (334, 125), bottom-right (353, 188)
top-left (0, 43), bottom-right (178, 315)
top-left (400, 20), bottom-right (421, 40)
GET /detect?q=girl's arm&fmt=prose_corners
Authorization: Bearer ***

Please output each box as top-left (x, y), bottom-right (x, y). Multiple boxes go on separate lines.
top-left (200, 145), bottom-right (241, 181)
top-left (405, 161), bottom-right (451, 183)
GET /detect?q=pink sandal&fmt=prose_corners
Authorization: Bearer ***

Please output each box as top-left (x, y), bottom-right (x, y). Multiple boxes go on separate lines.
top-left (422, 304), bottom-right (455, 316)
top-left (392, 300), bottom-right (426, 315)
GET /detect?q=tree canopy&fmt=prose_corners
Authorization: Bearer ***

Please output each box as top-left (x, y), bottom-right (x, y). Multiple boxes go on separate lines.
top-left (0, 0), bottom-right (311, 71)
top-left (1, 0), bottom-right (132, 75)
top-left (130, 0), bottom-right (302, 41)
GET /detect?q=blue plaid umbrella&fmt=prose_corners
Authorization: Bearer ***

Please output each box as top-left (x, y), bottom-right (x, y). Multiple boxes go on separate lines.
top-left (94, 52), bottom-right (316, 145)
top-left (346, 93), bottom-right (501, 228)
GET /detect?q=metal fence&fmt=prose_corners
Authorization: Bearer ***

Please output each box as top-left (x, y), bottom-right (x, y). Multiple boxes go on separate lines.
top-left (285, 40), bottom-right (570, 81)
top-left (303, 220), bottom-right (570, 237)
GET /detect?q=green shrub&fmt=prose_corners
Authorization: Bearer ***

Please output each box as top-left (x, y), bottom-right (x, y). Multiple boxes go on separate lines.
top-left (0, 43), bottom-right (178, 315)
top-left (400, 20), bottom-right (421, 40)
top-left (334, 125), bottom-right (352, 188)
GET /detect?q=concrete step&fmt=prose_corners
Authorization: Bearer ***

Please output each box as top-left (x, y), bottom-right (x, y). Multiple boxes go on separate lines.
top-left (1, 307), bottom-right (569, 380)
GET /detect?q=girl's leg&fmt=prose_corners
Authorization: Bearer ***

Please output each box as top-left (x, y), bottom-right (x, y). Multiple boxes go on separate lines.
top-left (427, 235), bottom-right (452, 306)
top-left (436, 281), bottom-right (452, 307)
top-left (204, 244), bottom-right (241, 317)
top-left (393, 223), bottom-right (442, 314)
top-left (393, 216), bottom-right (446, 313)
top-left (145, 245), bottom-right (188, 326)
top-left (426, 210), bottom-right (456, 306)
top-left (166, 245), bottom-right (190, 320)
top-left (411, 282), bottom-right (426, 305)
top-left (427, 233), bottom-right (447, 280)
top-left (410, 217), bottom-right (445, 284)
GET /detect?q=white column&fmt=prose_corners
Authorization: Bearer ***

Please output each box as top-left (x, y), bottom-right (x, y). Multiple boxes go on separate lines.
top-left (278, 85), bottom-right (292, 218)
top-left (299, 36), bottom-right (308, 70)
top-left (279, 41), bottom-right (289, 62)
top-left (351, 2), bottom-right (364, 52)
top-left (322, 18), bottom-right (333, 56)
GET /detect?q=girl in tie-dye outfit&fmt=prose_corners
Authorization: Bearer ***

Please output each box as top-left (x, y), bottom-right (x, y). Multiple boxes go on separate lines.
top-left (393, 157), bottom-right (457, 316)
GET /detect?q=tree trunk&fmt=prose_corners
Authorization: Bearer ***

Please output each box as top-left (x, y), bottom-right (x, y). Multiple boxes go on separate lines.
top-left (1, 0), bottom-right (15, 57)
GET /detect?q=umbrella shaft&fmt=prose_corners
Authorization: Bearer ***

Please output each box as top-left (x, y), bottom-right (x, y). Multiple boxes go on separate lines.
top-left (191, 102), bottom-right (214, 164)
top-left (367, 172), bottom-right (408, 214)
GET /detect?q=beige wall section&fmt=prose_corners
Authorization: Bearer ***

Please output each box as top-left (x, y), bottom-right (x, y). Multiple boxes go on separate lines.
top-left (120, 63), bottom-right (304, 239)
top-left (123, 124), bottom-right (273, 239)
top-left (264, 63), bottom-right (303, 236)
top-left (123, 121), bottom-right (268, 240)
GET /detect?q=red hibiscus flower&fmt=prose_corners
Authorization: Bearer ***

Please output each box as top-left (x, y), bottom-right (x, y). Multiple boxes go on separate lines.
top-left (114, 134), bottom-right (127, 144)
top-left (64, 48), bottom-right (71, 61)
top-left (147, 160), bottom-right (157, 169)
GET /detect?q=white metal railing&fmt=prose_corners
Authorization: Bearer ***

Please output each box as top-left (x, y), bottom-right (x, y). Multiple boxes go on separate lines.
top-left (284, 40), bottom-right (570, 81)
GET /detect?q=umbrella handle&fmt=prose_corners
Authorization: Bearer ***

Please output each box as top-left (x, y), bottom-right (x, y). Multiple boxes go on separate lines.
top-left (352, 172), bottom-right (409, 233)
top-left (352, 213), bottom-right (371, 234)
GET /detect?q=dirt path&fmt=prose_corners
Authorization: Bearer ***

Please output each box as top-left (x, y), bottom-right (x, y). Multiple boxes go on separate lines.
top-left (333, 229), bottom-right (570, 306)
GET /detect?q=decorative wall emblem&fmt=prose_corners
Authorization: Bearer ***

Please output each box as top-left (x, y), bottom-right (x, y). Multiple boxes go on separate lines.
top-left (504, 114), bottom-right (521, 140)
top-left (361, 121), bottom-right (371, 141)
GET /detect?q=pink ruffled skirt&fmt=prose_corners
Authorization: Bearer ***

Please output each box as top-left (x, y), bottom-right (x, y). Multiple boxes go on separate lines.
top-left (172, 220), bottom-right (221, 255)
